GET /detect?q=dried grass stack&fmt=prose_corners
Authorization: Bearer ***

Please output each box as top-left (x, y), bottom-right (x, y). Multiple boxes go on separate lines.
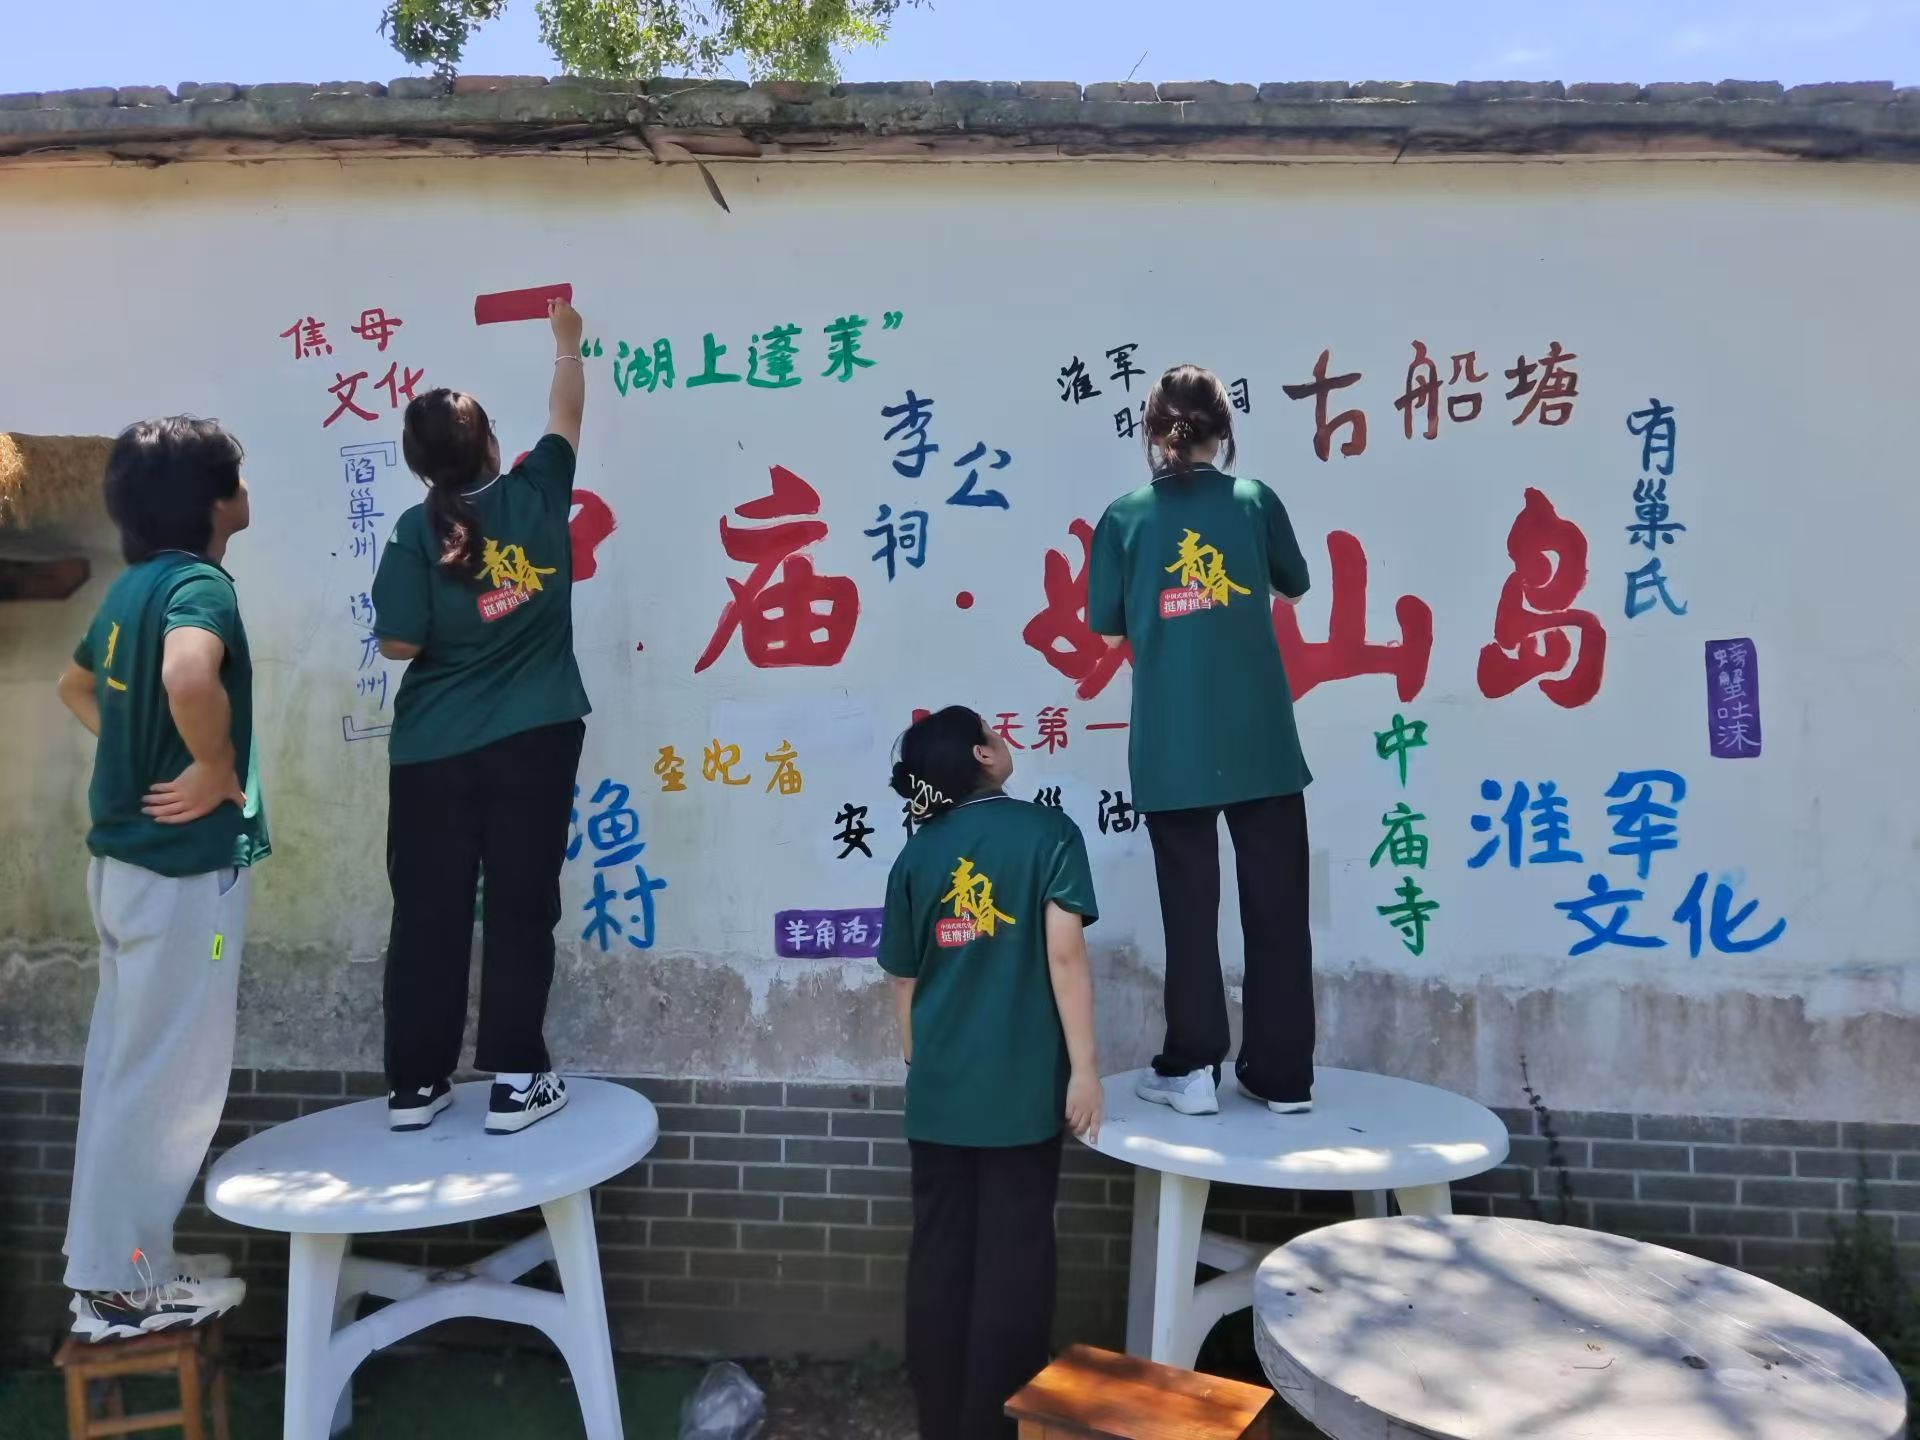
top-left (0, 433), bottom-right (113, 532)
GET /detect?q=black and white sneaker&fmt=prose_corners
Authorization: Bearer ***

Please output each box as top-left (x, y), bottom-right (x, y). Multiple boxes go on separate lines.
top-left (69, 1268), bottom-right (245, 1342)
top-left (388, 1079), bottom-right (453, 1132)
top-left (486, 1072), bottom-right (568, 1134)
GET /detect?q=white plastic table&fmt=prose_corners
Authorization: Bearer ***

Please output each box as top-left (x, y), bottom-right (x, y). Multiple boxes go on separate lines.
top-left (1083, 1067), bottom-right (1508, 1370)
top-left (1254, 1215), bottom-right (1909, 1439)
top-left (207, 1079), bottom-right (656, 1440)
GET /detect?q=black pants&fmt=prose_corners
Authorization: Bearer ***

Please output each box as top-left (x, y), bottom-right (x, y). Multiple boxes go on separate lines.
top-left (383, 719), bottom-right (585, 1089)
top-left (907, 1134), bottom-right (1062, 1440)
top-left (1144, 791), bottom-right (1314, 1104)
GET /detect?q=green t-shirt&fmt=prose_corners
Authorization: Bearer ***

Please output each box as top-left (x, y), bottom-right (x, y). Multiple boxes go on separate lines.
top-left (372, 435), bottom-right (592, 765)
top-left (73, 553), bottom-right (269, 878)
top-left (1088, 465), bottom-right (1313, 813)
top-left (878, 794), bottom-right (1099, 1148)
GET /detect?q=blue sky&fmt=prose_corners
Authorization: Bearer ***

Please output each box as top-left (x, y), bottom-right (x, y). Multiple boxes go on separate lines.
top-left (5, 0), bottom-right (1916, 92)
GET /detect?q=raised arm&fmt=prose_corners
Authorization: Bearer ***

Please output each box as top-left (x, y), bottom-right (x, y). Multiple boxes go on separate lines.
top-left (546, 299), bottom-right (586, 451)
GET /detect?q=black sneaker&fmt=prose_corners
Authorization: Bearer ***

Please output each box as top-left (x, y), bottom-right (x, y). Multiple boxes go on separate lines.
top-left (388, 1078), bottom-right (453, 1132)
top-left (486, 1072), bottom-right (567, 1134)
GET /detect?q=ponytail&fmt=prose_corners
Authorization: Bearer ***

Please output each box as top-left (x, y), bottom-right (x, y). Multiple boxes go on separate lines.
top-left (889, 706), bottom-right (992, 823)
top-left (401, 388), bottom-right (496, 574)
top-left (1143, 364), bottom-right (1238, 476)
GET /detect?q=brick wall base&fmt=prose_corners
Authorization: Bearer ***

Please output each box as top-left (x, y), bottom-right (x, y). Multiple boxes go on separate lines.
top-left (3, 1063), bottom-right (1915, 1362)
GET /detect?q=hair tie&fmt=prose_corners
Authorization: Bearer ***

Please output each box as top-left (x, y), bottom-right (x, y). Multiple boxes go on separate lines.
top-left (906, 775), bottom-right (947, 819)
top-left (1168, 420), bottom-right (1194, 445)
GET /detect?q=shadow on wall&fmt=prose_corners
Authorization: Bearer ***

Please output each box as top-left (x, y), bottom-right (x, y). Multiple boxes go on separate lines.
top-left (0, 432), bottom-right (112, 600)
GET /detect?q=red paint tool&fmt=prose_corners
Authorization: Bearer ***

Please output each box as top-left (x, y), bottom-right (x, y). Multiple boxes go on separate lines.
top-left (474, 283), bottom-right (573, 325)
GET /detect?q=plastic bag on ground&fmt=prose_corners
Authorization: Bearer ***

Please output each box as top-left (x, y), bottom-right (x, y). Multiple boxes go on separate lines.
top-left (678, 1360), bottom-right (767, 1440)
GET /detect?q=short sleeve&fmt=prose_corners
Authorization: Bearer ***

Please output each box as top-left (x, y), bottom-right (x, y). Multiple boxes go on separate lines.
top-left (1087, 510), bottom-right (1126, 637)
top-left (877, 856), bottom-right (919, 978)
top-left (163, 572), bottom-right (238, 647)
top-left (73, 631), bottom-right (94, 670)
top-left (1263, 486), bottom-right (1310, 599)
top-left (514, 433), bottom-right (577, 512)
top-left (372, 513), bottom-right (432, 645)
top-left (1045, 818), bottom-right (1099, 926)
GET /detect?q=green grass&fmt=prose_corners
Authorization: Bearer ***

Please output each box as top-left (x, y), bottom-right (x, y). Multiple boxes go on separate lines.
top-left (0, 1349), bottom-right (705, 1439)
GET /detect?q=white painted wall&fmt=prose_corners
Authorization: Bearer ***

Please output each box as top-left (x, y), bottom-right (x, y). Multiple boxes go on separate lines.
top-left (2, 157), bottom-right (1915, 1119)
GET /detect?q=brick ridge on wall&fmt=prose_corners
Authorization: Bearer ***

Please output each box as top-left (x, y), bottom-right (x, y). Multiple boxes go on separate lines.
top-left (3, 1061), bottom-right (1915, 1360)
top-left (3, 78), bottom-right (1919, 165)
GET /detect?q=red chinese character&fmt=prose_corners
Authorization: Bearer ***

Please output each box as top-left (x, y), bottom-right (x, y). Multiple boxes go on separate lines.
top-left (1448, 351), bottom-right (1487, 422)
top-left (1395, 341), bottom-right (1440, 441)
top-left (1282, 348), bottom-right (1367, 461)
top-left (280, 316), bottom-right (331, 359)
top-left (1022, 519), bottom-right (1133, 700)
top-left (694, 464), bottom-right (859, 673)
top-left (1506, 341), bottom-right (1579, 427)
top-left (351, 307), bottom-right (406, 352)
top-left (1036, 706), bottom-right (1069, 753)
top-left (323, 371), bottom-right (377, 427)
top-left (1272, 530), bottom-right (1432, 703)
top-left (991, 713), bottom-right (1027, 749)
top-left (1477, 487), bottom-right (1606, 708)
top-left (569, 488), bottom-right (616, 581)
top-left (377, 362), bottom-right (425, 409)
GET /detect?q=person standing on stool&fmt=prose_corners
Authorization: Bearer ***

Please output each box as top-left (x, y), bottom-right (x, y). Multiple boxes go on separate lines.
top-left (1088, 364), bottom-right (1316, 1118)
top-left (55, 417), bottom-right (262, 1339)
top-left (371, 298), bottom-right (590, 1136)
top-left (879, 706), bottom-right (1104, 1440)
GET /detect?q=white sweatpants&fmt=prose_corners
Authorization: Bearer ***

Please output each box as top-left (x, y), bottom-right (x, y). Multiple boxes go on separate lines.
top-left (62, 856), bottom-right (250, 1292)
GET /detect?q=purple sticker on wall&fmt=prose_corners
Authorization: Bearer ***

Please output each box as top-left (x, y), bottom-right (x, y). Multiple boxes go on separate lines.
top-left (1706, 639), bottom-right (1761, 759)
top-left (774, 908), bottom-right (885, 959)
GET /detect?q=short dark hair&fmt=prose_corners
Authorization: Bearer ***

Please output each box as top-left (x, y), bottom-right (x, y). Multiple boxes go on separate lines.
top-left (1143, 364), bottom-right (1237, 475)
top-left (890, 706), bottom-right (992, 820)
top-left (102, 417), bottom-right (244, 563)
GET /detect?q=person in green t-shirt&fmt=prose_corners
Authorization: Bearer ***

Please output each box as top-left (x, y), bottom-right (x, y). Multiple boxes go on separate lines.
top-left (54, 417), bottom-right (262, 1340)
top-left (1088, 364), bottom-right (1318, 1120)
top-left (878, 705), bottom-right (1102, 1440)
top-left (370, 298), bottom-right (590, 1138)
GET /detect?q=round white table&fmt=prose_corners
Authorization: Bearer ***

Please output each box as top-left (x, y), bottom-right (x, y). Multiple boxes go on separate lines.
top-left (1254, 1215), bottom-right (1908, 1439)
top-left (1082, 1067), bottom-right (1508, 1370)
top-left (207, 1079), bottom-right (656, 1440)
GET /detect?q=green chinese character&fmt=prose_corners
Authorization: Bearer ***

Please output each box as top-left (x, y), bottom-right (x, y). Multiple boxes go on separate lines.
top-left (748, 324), bottom-right (803, 390)
top-left (1369, 802), bottom-right (1429, 870)
top-left (821, 315), bottom-right (876, 383)
top-left (688, 332), bottom-right (742, 388)
top-left (613, 338), bottom-right (675, 396)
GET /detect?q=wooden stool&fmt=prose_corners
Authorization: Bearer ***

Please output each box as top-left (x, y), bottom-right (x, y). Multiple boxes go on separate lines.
top-left (54, 1319), bottom-right (231, 1440)
top-left (1006, 1344), bottom-right (1276, 1439)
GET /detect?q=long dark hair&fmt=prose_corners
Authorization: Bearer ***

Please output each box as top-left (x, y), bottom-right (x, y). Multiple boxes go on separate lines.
top-left (102, 416), bottom-right (243, 563)
top-left (889, 706), bottom-right (991, 822)
top-left (401, 389), bottom-right (494, 572)
top-left (1143, 364), bottom-right (1237, 476)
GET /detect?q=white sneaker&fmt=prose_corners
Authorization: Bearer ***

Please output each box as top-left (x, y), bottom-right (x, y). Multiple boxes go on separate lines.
top-left (170, 1253), bottom-right (235, 1282)
top-left (1267, 1099), bottom-right (1314, 1115)
top-left (1134, 1069), bottom-right (1219, 1116)
top-left (486, 1072), bottom-right (568, 1134)
top-left (69, 1274), bottom-right (245, 1342)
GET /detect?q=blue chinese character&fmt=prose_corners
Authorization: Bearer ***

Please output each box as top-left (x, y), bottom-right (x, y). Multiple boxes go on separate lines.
top-left (587, 779), bottom-right (643, 867)
top-left (621, 861), bottom-right (667, 950)
top-left (864, 504), bottom-right (929, 582)
top-left (1625, 557), bottom-right (1687, 619)
top-left (1527, 781), bottom-right (1583, 864)
top-left (1626, 479), bottom-right (1685, 551)
top-left (357, 629), bottom-right (380, 671)
top-left (566, 784), bottom-right (583, 862)
top-left (1605, 770), bottom-right (1686, 879)
top-left (1674, 872), bottom-right (1787, 957)
top-left (881, 391), bottom-right (938, 478)
top-left (1468, 780), bottom-right (1527, 869)
top-left (948, 442), bottom-right (1012, 509)
top-left (581, 861), bottom-right (668, 951)
top-left (1626, 398), bottom-right (1676, 476)
top-left (1555, 874), bottom-right (1666, 957)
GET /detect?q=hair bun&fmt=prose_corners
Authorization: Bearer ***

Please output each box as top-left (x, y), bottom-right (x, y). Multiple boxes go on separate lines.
top-left (1168, 419), bottom-right (1194, 445)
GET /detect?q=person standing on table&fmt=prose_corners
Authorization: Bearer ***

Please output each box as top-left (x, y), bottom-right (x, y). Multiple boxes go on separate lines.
top-left (371, 297), bottom-right (589, 1136)
top-left (1088, 363), bottom-right (1316, 1118)
top-left (878, 705), bottom-right (1103, 1440)
top-left (56, 417), bottom-right (262, 1339)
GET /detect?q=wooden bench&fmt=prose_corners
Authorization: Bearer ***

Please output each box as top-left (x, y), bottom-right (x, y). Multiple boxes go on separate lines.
top-left (1006, 1344), bottom-right (1277, 1439)
top-left (53, 1320), bottom-right (230, 1440)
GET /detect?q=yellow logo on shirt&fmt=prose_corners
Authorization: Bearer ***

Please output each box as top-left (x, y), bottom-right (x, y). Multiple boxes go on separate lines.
top-left (476, 537), bottom-right (556, 622)
top-left (1162, 529), bottom-right (1250, 616)
top-left (103, 620), bottom-right (128, 691)
top-left (937, 857), bottom-right (1016, 947)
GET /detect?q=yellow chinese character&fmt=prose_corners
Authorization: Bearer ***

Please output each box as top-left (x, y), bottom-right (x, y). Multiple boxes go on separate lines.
top-left (478, 537), bottom-right (557, 595)
top-left (941, 857), bottom-right (1016, 937)
top-left (104, 621), bottom-right (121, 668)
top-left (1164, 529), bottom-right (1251, 607)
top-left (654, 745), bottom-right (687, 793)
top-left (702, 739), bottom-right (750, 787)
top-left (764, 740), bottom-right (804, 795)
